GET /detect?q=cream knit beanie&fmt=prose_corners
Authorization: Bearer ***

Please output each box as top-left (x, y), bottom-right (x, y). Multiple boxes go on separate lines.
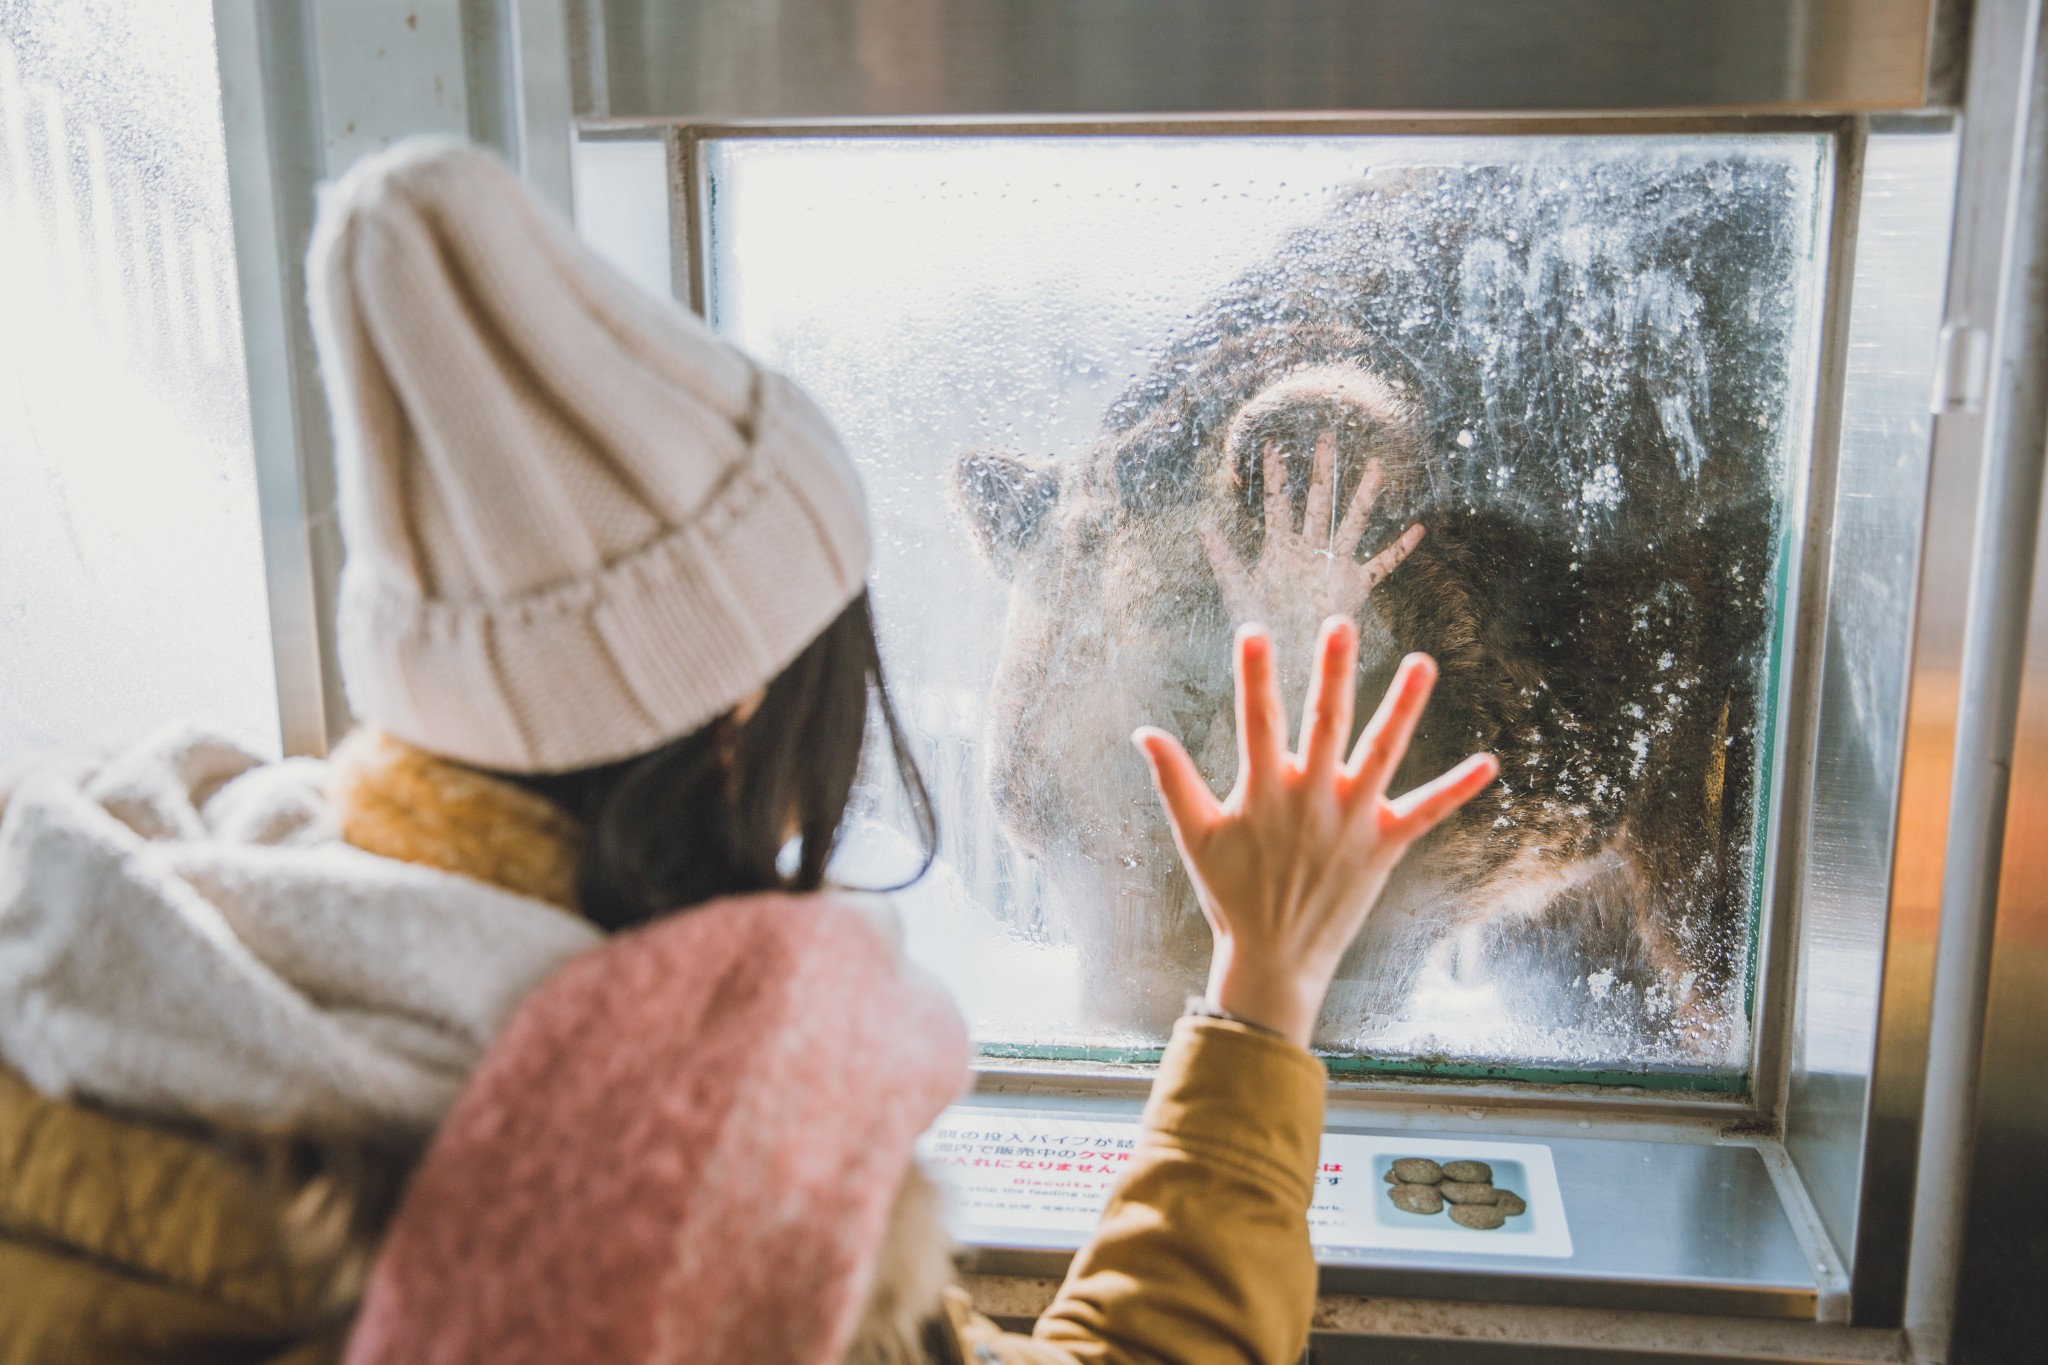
top-left (306, 138), bottom-right (869, 773)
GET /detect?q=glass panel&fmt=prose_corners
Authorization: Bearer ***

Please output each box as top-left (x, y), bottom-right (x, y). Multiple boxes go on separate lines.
top-left (711, 135), bottom-right (1830, 1085)
top-left (1785, 130), bottom-right (1960, 1258)
top-left (0, 3), bottom-right (275, 764)
top-left (571, 135), bottom-right (674, 303)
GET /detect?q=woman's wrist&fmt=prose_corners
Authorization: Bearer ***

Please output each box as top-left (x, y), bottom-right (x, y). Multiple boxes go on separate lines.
top-left (1205, 945), bottom-right (1326, 1048)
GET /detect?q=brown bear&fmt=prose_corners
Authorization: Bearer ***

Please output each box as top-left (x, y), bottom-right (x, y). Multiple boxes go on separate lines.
top-left (951, 154), bottom-right (1815, 1070)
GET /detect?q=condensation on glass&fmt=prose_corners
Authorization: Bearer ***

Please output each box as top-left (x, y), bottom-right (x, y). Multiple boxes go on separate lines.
top-left (708, 136), bottom-right (1832, 1085)
top-left (572, 137), bottom-right (673, 305)
top-left (0, 3), bottom-right (276, 764)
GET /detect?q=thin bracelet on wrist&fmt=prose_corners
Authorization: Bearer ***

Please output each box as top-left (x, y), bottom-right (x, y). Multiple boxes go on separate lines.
top-left (1182, 994), bottom-right (1287, 1038)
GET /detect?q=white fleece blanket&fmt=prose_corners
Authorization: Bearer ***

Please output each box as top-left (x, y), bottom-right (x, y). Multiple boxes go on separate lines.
top-left (0, 727), bottom-right (600, 1139)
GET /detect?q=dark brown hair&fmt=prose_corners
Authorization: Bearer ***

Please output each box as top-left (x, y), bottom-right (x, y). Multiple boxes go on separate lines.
top-left (512, 589), bottom-right (935, 932)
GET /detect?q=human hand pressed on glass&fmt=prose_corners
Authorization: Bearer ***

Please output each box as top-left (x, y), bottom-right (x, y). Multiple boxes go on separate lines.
top-left (1198, 432), bottom-right (1426, 678)
top-left (1133, 620), bottom-right (1499, 1047)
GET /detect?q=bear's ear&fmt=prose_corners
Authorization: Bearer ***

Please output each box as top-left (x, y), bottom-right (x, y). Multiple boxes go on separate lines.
top-left (950, 449), bottom-right (1062, 582)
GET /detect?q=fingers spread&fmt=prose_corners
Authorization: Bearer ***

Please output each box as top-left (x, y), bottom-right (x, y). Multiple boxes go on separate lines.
top-left (1338, 456), bottom-right (1385, 553)
top-left (1262, 439), bottom-right (1292, 537)
top-left (1134, 727), bottom-right (1222, 847)
top-left (1387, 751), bottom-right (1500, 840)
top-left (1297, 616), bottom-right (1358, 781)
top-left (1200, 521), bottom-right (1251, 617)
top-left (1346, 652), bottom-right (1438, 797)
top-left (1363, 522), bottom-right (1426, 591)
top-left (1235, 625), bottom-right (1288, 788)
top-left (1305, 430), bottom-right (1338, 547)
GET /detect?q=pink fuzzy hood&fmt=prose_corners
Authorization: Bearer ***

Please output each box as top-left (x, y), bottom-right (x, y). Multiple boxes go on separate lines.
top-left (344, 893), bottom-right (971, 1365)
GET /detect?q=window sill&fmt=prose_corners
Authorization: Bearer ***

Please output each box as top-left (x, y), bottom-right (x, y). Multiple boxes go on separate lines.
top-left (940, 1091), bottom-right (1840, 1326)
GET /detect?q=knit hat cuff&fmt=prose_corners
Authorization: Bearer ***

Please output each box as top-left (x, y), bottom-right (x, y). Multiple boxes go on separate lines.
top-left (338, 374), bottom-right (871, 774)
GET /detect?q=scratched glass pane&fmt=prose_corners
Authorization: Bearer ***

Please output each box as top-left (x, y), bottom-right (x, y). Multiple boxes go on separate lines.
top-left (711, 136), bottom-right (1828, 1082)
top-left (0, 3), bottom-right (276, 764)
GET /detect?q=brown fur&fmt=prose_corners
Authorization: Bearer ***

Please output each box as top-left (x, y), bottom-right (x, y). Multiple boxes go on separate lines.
top-left (951, 159), bottom-right (1806, 1059)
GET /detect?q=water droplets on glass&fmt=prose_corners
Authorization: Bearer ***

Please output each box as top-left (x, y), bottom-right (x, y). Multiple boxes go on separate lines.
top-left (0, 1), bottom-right (275, 763)
top-left (710, 135), bottom-right (1827, 1083)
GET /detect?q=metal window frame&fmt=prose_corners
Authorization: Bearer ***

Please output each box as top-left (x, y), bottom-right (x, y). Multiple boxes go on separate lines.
top-left (1896, 0), bottom-right (2048, 1356)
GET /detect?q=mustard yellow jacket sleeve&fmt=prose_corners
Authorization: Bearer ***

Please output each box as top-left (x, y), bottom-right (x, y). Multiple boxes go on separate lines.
top-left (948, 1014), bottom-right (1327, 1365)
top-left (0, 1066), bottom-right (346, 1365)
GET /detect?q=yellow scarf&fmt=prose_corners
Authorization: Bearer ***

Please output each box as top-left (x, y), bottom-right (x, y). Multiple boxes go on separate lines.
top-left (328, 730), bottom-right (584, 914)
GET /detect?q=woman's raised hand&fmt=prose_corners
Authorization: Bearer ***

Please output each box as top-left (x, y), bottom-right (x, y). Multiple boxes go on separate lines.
top-left (1133, 618), bottom-right (1498, 1048)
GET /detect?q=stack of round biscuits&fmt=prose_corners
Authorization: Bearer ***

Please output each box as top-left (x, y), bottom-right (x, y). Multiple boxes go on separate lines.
top-left (1382, 1158), bottom-right (1528, 1229)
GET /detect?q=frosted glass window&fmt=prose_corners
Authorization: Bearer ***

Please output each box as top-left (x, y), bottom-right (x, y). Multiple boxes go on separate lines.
top-left (0, 4), bottom-right (276, 765)
top-left (572, 135), bottom-right (673, 303)
top-left (711, 136), bottom-right (1829, 1085)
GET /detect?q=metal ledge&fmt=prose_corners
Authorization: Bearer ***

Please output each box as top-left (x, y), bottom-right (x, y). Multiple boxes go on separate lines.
top-left (945, 1096), bottom-right (1826, 1322)
top-left (960, 1148), bottom-right (1818, 1321)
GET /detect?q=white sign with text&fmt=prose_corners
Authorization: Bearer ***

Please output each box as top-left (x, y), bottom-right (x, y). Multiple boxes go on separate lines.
top-left (923, 1110), bottom-right (1573, 1260)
